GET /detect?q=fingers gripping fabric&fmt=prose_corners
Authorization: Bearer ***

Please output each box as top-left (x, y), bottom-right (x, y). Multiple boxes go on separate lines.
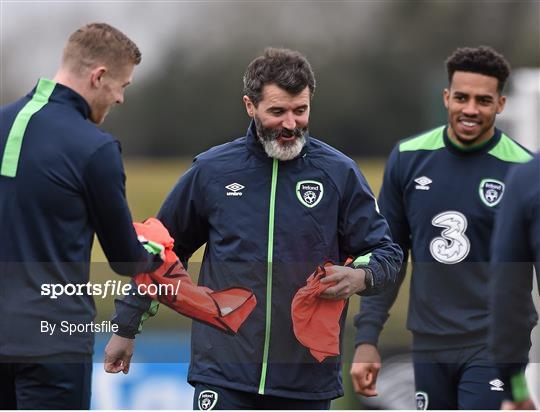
top-left (291, 261), bottom-right (348, 362)
top-left (133, 218), bottom-right (257, 333)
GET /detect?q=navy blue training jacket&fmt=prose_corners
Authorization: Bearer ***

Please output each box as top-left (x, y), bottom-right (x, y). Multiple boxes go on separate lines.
top-left (0, 78), bottom-right (157, 358)
top-left (355, 125), bottom-right (533, 351)
top-left (489, 155), bottom-right (540, 383)
top-left (114, 121), bottom-right (402, 400)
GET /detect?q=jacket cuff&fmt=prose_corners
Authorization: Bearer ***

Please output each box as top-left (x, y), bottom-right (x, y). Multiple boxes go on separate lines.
top-left (110, 315), bottom-right (139, 339)
top-left (348, 255), bottom-right (382, 296)
top-left (354, 321), bottom-right (383, 347)
top-left (359, 261), bottom-right (385, 296)
top-left (112, 326), bottom-right (137, 339)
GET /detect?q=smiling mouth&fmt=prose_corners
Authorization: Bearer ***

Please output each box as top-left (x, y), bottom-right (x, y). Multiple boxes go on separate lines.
top-left (458, 118), bottom-right (481, 130)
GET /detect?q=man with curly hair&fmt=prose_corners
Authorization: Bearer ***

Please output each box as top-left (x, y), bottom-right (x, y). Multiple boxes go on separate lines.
top-left (351, 46), bottom-right (533, 409)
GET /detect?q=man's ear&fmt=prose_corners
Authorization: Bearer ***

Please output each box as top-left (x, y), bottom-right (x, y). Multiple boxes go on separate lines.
top-left (90, 66), bottom-right (107, 88)
top-left (496, 95), bottom-right (507, 114)
top-left (243, 95), bottom-right (255, 117)
top-left (443, 88), bottom-right (450, 109)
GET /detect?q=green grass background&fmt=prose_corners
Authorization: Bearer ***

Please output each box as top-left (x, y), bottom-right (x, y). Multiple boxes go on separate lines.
top-left (90, 158), bottom-right (411, 408)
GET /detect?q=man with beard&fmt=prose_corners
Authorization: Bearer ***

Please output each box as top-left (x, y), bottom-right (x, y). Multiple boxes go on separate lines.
top-left (105, 47), bottom-right (402, 409)
top-left (351, 46), bottom-right (533, 409)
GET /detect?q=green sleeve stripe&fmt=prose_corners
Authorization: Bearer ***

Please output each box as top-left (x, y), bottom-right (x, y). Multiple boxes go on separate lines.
top-left (353, 252), bottom-right (372, 267)
top-left (137, 299), bottom-right (160, 333)
top-left (488, 134), bottom-right (534, 163)
top-left (510, 371), bottom-right (529, 402)
top-left (137, 240), bottom-right (163, 332)
top-left (137, 238), bottom-right (163, 332)
top-left (399, 126), bottom-right (445, 152)
top-left (1, 78), bottom-right (56, 177)
top-left (142, 241), bottom-right (164, 255)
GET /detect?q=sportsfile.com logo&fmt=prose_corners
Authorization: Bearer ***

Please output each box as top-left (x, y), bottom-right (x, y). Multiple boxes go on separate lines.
top-left (225, 183), bottom-right (244, 196)
top-left (40, 280), bottom-right (181, 300)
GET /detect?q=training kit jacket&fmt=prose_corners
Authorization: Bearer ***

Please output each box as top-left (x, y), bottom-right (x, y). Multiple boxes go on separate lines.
top-left (490, 155), bottom-right (540, 384)
top-left (355, 125), bottom-right (533, 352)
top-left (0, 78), bottom-right (157, 359)
top-left (114, 121), bottom-right (402, 400)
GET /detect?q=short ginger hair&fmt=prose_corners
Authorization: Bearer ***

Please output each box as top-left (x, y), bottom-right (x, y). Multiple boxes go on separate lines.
top-left (62, 23), bottom-right (141, 75)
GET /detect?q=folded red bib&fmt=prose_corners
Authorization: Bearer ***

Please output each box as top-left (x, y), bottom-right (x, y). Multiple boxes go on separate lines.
top-left (291, 261), bottom-right (349, 362)
top-left (133, 218), bottom-right (256, 334)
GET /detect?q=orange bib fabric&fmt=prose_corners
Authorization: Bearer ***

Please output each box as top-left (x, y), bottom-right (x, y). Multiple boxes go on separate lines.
top-left (133, 218), bottom-right (256, 334)
top-left (291, 262), bottom-right (347, 362)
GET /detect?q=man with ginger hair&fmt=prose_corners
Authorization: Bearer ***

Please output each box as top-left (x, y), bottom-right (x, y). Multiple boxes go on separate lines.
top-left (0, 23), bottom-right (160, 409)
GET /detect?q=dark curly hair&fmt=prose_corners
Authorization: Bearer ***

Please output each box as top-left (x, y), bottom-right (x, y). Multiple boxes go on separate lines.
top-left (446, 46), bottom-right (511, 93)
top-left (243, 48), bottom-right (316, 106)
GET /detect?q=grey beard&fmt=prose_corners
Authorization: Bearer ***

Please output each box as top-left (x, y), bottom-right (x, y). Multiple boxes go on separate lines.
top-left (254, 117), bottom-right (308, 161)
top-left (259, 135), bottom-right (307, 161)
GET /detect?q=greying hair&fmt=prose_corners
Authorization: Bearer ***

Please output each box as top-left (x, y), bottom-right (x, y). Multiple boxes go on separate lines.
top-left (243, 48), bottom-right (316, 106)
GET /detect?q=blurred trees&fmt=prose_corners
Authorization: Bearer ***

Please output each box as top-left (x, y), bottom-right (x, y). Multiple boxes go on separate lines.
top-left (4, 1), bottom-right (539, 157)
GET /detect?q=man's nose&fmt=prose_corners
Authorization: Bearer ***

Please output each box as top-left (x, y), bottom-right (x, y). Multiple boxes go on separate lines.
top-left (462, 100), bottom-right (479, 116)
top-left (282, 113), bottom-right (296, 130)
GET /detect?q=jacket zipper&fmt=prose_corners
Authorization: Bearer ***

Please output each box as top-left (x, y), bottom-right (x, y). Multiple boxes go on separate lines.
top-left (258, 158), bottom-right (278, 394)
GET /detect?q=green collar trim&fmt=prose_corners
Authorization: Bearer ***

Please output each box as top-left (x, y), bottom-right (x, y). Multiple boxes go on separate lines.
top-left (488, 133), bottom-right (533, 163)
top-left (399, 126), bottom-right (445, 152)
top-left (446, 132), bottom-right (495, 152)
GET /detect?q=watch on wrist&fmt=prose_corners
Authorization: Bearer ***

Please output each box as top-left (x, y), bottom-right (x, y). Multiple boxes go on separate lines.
top-left (363, 267), bottom-right (374, 293)
top-left (346, 259), bottom-right (375, 294)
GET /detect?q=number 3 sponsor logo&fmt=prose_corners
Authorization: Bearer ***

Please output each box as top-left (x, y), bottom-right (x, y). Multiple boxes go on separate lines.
top-left (429, 211), bottom-right (470, 264)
